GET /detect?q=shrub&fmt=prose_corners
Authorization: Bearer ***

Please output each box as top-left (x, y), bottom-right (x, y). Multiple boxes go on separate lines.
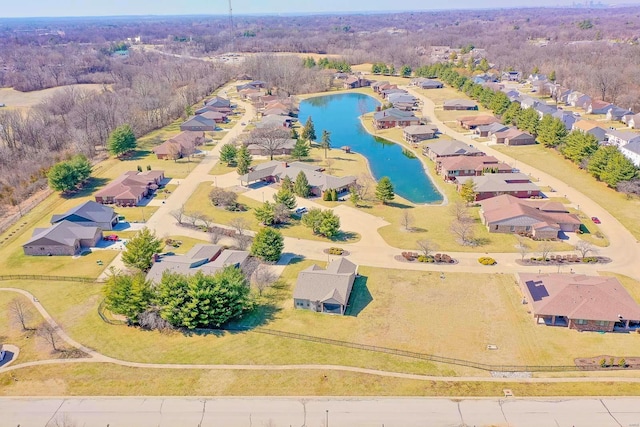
top-left (582, 256), bottom-right (598, 263)
top-left (600, 358), bottom-right (607, 368)
top-left (417, 255), bottom-right (428, 263)
top-left (328, 247), bottom-right (344, 255)
top-left (619, 358), bottom-right (627, 368)
top-left (478, 257), bottom-right (496, 265)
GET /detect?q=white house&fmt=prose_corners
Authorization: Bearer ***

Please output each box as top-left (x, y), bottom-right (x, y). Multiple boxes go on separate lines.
top-left (619, 141), bottom-right (640, 167)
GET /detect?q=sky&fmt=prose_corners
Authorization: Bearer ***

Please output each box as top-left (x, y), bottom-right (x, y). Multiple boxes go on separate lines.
top-left (0, 0), bottom-right (610, 18)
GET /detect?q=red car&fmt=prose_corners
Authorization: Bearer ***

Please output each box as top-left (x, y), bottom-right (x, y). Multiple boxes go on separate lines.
top-left (591, 217), bottom-right (601, 224)
top-left (104, 234), bottom-right (119, 241)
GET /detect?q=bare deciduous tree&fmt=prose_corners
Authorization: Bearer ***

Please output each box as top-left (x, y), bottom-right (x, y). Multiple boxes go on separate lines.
top-left (36, 322), bottom-right (60, 352)
top-left (235, 234), bottom-right (253, 251)
top-left (516, 236), bottom-right (530, 261)
top-left (355, 173), bottom-right (374, 201)
top-left (252, 264), bottom-right (278, 296)
top-left (187, 211), bottom-right (202, 227)
top-left (170, 205), bottom-right (186, 225)
top-left (8, 298), bottom-right (32, 331)
top-left (400, 210), bottom-right (414, 231)
top-left (199, 214), bottom-right (213, 230)
top-left (575, 240), bottom-right (596, 259)
top-left (247, 126), bottom-right (291, 160)
top-left (450, 201), bottom-right (471, 222)
top-left (210, 228), bottom-right (222, 244)
top-left (229, 218), bottom-right (249, 237)
top-left (450, 219), bottom-right (475, 246)
top-left (416, 239), bottom-right (437, 257)
top-left (538, 242), bottom-right (554, 261)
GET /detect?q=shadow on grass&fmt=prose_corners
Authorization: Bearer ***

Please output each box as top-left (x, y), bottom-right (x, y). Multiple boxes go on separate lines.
top-left (62, 177), bottom-right (109, 199)
top-left (331, 231), bottom-right (359, 242)
top-left (472, 237), bottom-right (491, 247)
top-left (345, 275), bottom-right (372, 317)
top-left (386, 201), bottom-right (414, 209)
top-left (120, 149), bottom-right (152, 162)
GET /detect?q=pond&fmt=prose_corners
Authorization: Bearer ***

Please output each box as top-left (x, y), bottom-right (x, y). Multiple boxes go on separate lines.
top-left (298, 93), bottom-right (443, 204)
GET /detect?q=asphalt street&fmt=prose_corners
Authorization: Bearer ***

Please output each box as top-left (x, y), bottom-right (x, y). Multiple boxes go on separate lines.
top-left (2, 397), bottom-right (640, 427)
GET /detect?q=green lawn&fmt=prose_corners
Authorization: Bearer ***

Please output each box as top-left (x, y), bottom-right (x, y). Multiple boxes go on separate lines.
top-left (3, 363), bottom-right (640, 396)
top-left (184, 182), bottom-right (360, 243)
top-left (162, 235), bottom-right (210, 254)
top-left (492, 144), bottom-right (640, 241)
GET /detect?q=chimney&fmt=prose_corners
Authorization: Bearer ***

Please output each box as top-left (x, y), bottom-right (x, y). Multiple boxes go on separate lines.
top-left (283, 162), bottom-right (288, 168)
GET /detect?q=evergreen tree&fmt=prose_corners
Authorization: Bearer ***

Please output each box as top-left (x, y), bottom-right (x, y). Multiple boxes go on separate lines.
top-left (400, 65), bottom-right (412, 77)
top-left (301, 116), bottom-right (317, 142)
top-left (236, 145), bottom-right (252, 175)
top-left (281, 175), bottom-right (294, 193)
top-left (501, 102), bottom-right (521, 126)
top-left (121, 227), bottom-right (163, 272)
top-left (600, 151), bottom-right (638, 187)
top-left (251, 228), bottom-right (284, 262)
top-left (220, 143), bottom-right (238, 166)
top-left (157, 267), bottom-right (252, 329)
top-left (254, 201), bottom-right (276, 225)
top-left (47, 155), bottom-right (91, 193)
top-left (560, 131), bottom-right (599, 164)
top-left (290, 127), bottom-right (299, 140)
top-left (549, 70), bottom-right (556, 82)
top-left (331, 188), bottom-right (338, 201)
top-left (537, 115), bottom-right (568, 147)
top-left (103, 272), bottom-right (153, 321)
top-left (301, 208), bottom-right (341, 238)
top-left (291, 138), bottom-right (309, 160)
top-left (516, 107), bottom-right (540, 135)
top-left (478, 58), bottom-right (490, 72)
top-left (375, 176), bottom-right (395, 204)
top-left (107, 124), bottom-right (136, 157)
top-left (587, 146), bottom-right (616, 180)
top-left (349, 185), bottom-right (360, 206)
top-left (320, 130), bottom-right (331, 158)
top-left (273, 187), bottom-right (297, 209)
top-left (294, 171), bottom-right (310, 197)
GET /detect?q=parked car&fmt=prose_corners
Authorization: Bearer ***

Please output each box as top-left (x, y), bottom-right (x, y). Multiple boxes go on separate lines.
top-left (104, 234), bottom-right (119, 241)
top-left (591, 217), bottom-right (601, 224)
top-left (295, 207), bottom-right (308, 215)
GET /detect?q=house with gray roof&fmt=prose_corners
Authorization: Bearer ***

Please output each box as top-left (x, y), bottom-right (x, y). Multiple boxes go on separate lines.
top-left (519, 97), bottom-right (541, 110)
top-left (534, 104), bottom-right (558, 119)
top-left (423, 139), bottom-right (483, 164)
top-left (238, 161), bottom-right (355, 197)
top-left (552, 110), bottom-right (576, 131)
top-left (180, 115), bottom-right (217, 132)
top-left (606, 106), bottom-right (633, 122)
top-left (403, 124), bottom-right (438, 143)
top-left (372, 108), bottom-right (420, 129)
top-left (456, 173), bottom-right (540, 201)
top-left (204, 96), bottom-right (231, 109)
top-left (146, 244), bottom-right (250, 283)
top-left (606, 130), bottom-right (640, 147)
top-left (443, 99), bottom-right (478, 111)
top-left (619, 141), bottom-right (640, 167)
top-left (23, 220), bottom-right (102, 256)
top-left (474, 122), bottom-right (508, 138)
top-left (293, 258), bottom-right (357, 315)
top-left (50, 201), bottom-right (118, 230)
top-left (412, 78), bottom-right (443, 89)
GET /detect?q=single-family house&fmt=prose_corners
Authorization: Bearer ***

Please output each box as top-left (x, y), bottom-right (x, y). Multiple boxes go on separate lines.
top-left (246, 138), bottom-right (297, 156)
top-left (262, 107), bottom-right (290, 117)
top-left (458, 115), bottom-right (499, 130)
top-left (50, 201), bottom-right (118, 230)
top-left (491, 127), bottom-right (536, 145)
top-left (519, 97), bottom-right (541, 110)
top-left (412, 78), bottom-right (443, 89)
top-left (474, 122), bottom-right (509, 137)
top-left (146, 244), bottom-right (250, 283)
top-left (388, 93), bottom-right (418, 111)
top-left (343, 76), bottom-right (370, 89)
top-left (567, 92), bottom-right (591, 108)
top-left (479, 194), bottom-right (581, 238)
top-left (439, 155), bottom-right (512, 181)
top-left (585, 100), bottom-right (614, 115)
top-left (556, 88), bottom-right (573, 105)
top-left (23, 220), bottom-right (102, 256)
top-left (238, 161), bottom-right (355, 196)
top-left (456, 173), bottom-right (540, 201)
top-left (236, 80), bottom-right (267, 91)
top-left (180, 115), bottom-right (217, 132)
top-left (94, 170), bottom-right (165, 206)
top-left (527, 73), bottom-right (548, 83)
top-left (518, 273), bottom-right (640, 331)
top-left (204, 96), bottom-right (231, 109)
top-left (605, 129), bottom-right (640, 147)
top-left (552, 110), bottom-right (577, 131)
top-left (293, 258), bottom-right (357, 315)
top-left (619, 141), bottom-right (640, 167)
top-left (381, 88), bottom-right (407, 99)
top-left (481, 82), bottom-right (504, 92)
top-left (199, 111), bottom-right (227, 123)
top-left (372, 108), bottom-right (420, 129)
top-left (256, 114), bottom-right (293, 129)
top-left (195, 105), bottom-right (232, 115)
top-left (371, 81), bottom-right (390, 93)
top-left (154, 131), bottom-right (205, 160)
top-left (423, 139), bottom-right (483, 164)
top-left (443, 99), bottom-right (478, 111)
top-left (403, 124), bottom-right (438, 143)
top-left (606, 106), bottom-right (633, 122)
top-left (627, 114), bottom-right (640, 129)
top-left (572, 120), bottom-right (608, 142)
top-left (534, 104), bottom-right (558, 119)
top-left (502, 71), bottom-right (522, 82)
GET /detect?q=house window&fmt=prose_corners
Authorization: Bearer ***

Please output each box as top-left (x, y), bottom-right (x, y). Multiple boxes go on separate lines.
top-left (493, 225), bottom-right (498, 230)
top-left (525, 226), bottom-right (531, 231)
top-left (596, 320), bottom-right (607, 326)
top-left (510, 226), bottom-right (515, 232)
top-left (575, 319), bottom-right (587, 325)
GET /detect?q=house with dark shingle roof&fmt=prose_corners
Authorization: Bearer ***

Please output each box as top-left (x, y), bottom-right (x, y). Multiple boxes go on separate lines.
top-left (518, 273), bottom-right (640, 331)
top-left (153, 131), bottom-right (205, 160)
top-left (456, 173), bottom-right (540, 201)
top-left (439, 156), bottom-right (513, 182)
top-left (180, 115), bottom-right (217, 132)
top-left (619, 141), bottom-right (640, 167)
top-left (94, 170), bottom-right (165, 206)
top-left (423, 139), bottom-right (484, 165)
top-left (403, 124), bottom-right (438, 143)
top-left (50, 201), bottom-right (118, 230)
top-left (491, 127), bottom-right (536, 146)
top-left (372, 108), bottom-right (420, 129)
top-left (479, 194), bottom-right (581, 238)
top-left (23, 220), bottom-right (102, 256)
top-left (293, 258), bottom-right (357, 315)
top-left (443, 99), bottom-right (478, 111)
top-left (605, 129), bottom-right (640, 147)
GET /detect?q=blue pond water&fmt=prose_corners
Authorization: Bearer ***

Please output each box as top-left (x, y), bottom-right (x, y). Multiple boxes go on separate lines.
top-left (298, 93), bottom-right (443, 204)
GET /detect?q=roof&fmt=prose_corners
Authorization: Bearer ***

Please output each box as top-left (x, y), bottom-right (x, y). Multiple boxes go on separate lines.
top-left (443, 99), bottom-right (477, 108)
top-left (606, 129), bottom-right (640, 143)
top-left (620, 140), bottom-right (640, 156)
top-left (388, 93), bottom-right (417, 104)
top-left (588, 100), bottom-right (613, 112)
top-left (459, 115), bottom-right (499, 127)
top-left (492, 127), bottom-right (534, 141)
top-left (427, 139), bottom-right (482, 157)
top-left (154, 131), bottom-right (203, 156)
top-left (24, 220), bottom-right (100, 247)
top-left (373, 108), bottom-right (418, 121)
top-left (145, 244), bottom-right (250, 283)
top-left (457, 173), bottom-right (539, 193)
top-left (403, 124), bottom-right (438, 135)
top-left (293, 258), bottom-right (357, 305)
top-left (51, 201), bottom-right (116, 225)
top-left (199, 111), bottom-right (227, 120)
top-left (94, 170), bottom-right (164, 200)
top-left (439, 155), bottom-right (511, 174)
top-left (480, 194), bottom-right (580, 227)
top-left (205, 96), bottom-right (231, 108)
top-left (182, 115), bottom-right (216, 128)
top-left (519, 273), bottom-right (640, 322)
top-left (573, 120), bottom-right (604, 132)
top-left (238, 161), bottom-right (354, 191)
top-left (476, 123), bottom-right (508, 134)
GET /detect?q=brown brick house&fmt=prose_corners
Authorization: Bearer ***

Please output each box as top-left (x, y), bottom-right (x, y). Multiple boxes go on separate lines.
top-left (438, 156), bottom-right (512, 181)
top-left (518, 273), bottom-right (640, 332)
top-left (94, 170), bottom-right (165, 206)
top-left (153, 131), bottom-right (204, 160)
top-left (23, 220), bottom-right (102, 256)
top-left (456, 173), bottom-right (540, 201)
